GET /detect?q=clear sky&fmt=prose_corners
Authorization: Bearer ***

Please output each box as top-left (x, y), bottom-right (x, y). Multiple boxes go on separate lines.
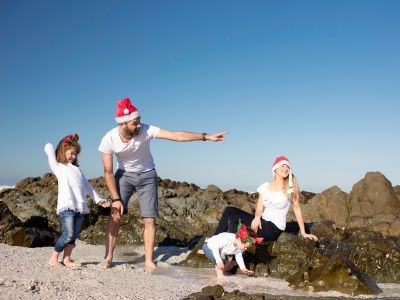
top-left (1, 1), bottom-right (399, 193)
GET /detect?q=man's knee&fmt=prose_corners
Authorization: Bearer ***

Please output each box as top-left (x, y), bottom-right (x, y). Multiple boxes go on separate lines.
top-left (110, 212), bottom-right (122, 224)
top-left (143, 217), bottom-right (156, 227)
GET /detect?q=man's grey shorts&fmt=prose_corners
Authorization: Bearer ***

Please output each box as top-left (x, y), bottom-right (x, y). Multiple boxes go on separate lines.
top-left (115, 168), bottom-right (158, 217)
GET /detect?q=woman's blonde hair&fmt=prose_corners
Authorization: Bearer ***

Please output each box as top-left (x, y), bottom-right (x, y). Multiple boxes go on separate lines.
top-left (283, 173), bottom-right (299, 199)
top-left (55, 135), bottom-right (81, 166)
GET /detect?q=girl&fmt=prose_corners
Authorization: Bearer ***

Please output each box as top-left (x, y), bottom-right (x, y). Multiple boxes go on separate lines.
top-left (203, 220), bottom-right (263, 278)
top-left (214, 156), bottom-right (318, 242)
top-left (44, 134), bottom-right (110, 267)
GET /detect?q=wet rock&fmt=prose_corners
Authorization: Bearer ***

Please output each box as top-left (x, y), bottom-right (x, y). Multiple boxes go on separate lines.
top-left (342, 229), bottom-right (400, 283)
top-left (184, 285), bottom-right (347, 299)
top-left (288, 253), bottom-right (382, 295)
top-left (178, 235), bottom-right (214, 268)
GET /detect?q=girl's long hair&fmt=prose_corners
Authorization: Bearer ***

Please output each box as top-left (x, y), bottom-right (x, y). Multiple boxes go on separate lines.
top-left (55, 136), bottom-right (81, 166)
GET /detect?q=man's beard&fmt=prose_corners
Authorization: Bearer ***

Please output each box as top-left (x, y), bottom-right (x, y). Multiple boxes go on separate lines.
top-left (123, 126), bottom-right (140, 138)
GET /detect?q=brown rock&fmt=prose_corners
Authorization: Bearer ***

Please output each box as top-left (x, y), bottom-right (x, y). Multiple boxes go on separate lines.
top-left (348, 172), bottom-right (400, 236)
top-left (301, 186), bottom-right (349, 228)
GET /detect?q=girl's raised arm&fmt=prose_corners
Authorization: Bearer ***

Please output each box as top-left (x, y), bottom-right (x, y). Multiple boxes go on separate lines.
top-left (44, 143), bottom-right (60, 176)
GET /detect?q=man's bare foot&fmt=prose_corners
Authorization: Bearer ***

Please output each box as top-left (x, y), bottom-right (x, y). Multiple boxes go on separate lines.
top-left (145, 261), bottom-right (157, 272)
top-left (99, 258), bottom-right (112, 269)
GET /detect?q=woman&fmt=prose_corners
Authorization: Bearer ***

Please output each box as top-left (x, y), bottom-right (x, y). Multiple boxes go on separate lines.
top-left (214, 156), bottom-right (318, 242)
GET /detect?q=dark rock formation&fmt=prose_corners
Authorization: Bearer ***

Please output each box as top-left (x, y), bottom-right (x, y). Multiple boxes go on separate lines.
top-left (2, 171), bottom-right (400, 296)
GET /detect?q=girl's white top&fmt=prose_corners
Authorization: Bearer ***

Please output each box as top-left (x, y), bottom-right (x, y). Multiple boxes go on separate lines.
top-left (256, 182), bottom-right (291, 230)
top-left (44, 143), bottom-right (101, 214)
top-left (206, 232), bottom-right (246, 270)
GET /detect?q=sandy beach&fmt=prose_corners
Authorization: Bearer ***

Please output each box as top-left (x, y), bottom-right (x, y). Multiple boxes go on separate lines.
top-left (0, 241), bottom-right (399, 300)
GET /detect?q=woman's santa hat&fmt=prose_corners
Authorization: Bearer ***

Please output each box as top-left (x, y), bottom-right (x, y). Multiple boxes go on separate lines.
top-left (272, 156), bottom-right (294, 194)
top-left (115, 98), bottom-right (140, 123)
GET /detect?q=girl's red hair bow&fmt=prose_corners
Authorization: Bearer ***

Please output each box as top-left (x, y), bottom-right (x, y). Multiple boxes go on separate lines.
top-left (63, 133), bottom-right (79, 145)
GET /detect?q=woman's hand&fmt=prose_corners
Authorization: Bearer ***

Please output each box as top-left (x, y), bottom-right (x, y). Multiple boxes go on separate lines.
top-left (301, 233), bottom-right (318, 241)
top-left (251, 217), bottom-right (262, 232)
top-left (98, 199), bottom-right (111, 208)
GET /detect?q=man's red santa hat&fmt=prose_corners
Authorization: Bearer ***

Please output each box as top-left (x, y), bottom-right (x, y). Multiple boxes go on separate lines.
top-left (115, 98), bottom-right (140, 123)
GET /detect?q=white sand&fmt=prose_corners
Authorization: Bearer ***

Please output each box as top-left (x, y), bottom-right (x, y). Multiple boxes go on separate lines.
top-left (0, 241), bottom-right (399, 299)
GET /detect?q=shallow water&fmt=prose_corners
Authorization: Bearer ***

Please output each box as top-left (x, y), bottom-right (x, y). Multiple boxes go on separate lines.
top-left (117, 245), bottom-right (400, 299)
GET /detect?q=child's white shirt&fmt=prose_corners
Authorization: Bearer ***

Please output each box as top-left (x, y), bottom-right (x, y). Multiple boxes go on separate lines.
top-left (44, 143), bottom-right (101, 214)
top-left (206, 232), bottom-right (246, 270)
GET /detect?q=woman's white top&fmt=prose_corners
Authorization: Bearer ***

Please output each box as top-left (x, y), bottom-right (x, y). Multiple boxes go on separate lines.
top-left (256, 182), bottom-right (291, 230)
top-left (44, 143), bottom-right (101, 214)
top-left (206, 232), bottom-right (246, 270)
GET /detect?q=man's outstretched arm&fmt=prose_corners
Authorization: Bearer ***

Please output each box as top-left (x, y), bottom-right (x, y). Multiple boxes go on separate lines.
top-left (156, 129), bottom-right (228, 142)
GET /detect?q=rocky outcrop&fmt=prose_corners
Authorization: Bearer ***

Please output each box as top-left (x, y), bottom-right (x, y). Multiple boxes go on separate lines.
top-left (2, 171), bottom-right (400, 296)
top-left (301, 186), bottom-right (348, 228)
top-left (347, 172), bottom-right (400, 237)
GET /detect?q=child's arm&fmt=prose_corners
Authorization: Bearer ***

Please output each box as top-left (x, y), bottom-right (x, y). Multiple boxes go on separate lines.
top-left (210, 245), bottom-right (225, 269)
top-left (235, 252), bottom-right (253, 275)
top-left (234, 252), bottom-right (246, 270)
top-left (82, 174), bottom-right (110, 207)
top-left (44, 143), bottom-right (60, 176)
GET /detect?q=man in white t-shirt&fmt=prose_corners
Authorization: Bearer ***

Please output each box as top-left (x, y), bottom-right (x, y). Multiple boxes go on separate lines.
top-left (98, 97), bottom-right (227, 270)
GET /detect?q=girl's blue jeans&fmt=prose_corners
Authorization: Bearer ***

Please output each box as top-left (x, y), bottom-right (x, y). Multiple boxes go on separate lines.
top-left (54, 210), bottom-right (84, 253)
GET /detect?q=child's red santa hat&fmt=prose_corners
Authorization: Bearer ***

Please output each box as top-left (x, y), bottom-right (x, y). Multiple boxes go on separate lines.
top-left (272, 156), bottom-right (294, 194)
top-left (115, 98), bottom-right (140, 123)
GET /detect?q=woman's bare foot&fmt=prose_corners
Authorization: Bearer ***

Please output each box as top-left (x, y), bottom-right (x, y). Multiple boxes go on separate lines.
top-left (145, 261), bottom-right (157, 272)
top-left (99, 258), bottom-right (112, 269)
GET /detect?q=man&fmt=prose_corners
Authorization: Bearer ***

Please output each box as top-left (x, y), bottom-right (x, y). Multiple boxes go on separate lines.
top-left (98, 97), bottom-right (227, 270)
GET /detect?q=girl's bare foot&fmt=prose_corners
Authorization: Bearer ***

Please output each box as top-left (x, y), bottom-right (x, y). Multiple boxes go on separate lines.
top-left (63, 259), bottom-right (81, 268)
top-left (48, 258), bottom-right (62, 267)
top-left (48, 251), bottom-right (61, 267)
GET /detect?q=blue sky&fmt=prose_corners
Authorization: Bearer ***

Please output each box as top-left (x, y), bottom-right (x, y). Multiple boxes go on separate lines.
top-left (0, 1), bottom-right (399, 193)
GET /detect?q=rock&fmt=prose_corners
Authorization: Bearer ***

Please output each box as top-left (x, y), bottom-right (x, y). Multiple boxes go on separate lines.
top-left (288, 254), bottom-right (382, 295)
top-left (341, 229), bottom-right (400, 283)
top-left (301, 186), bottom-right (349, 228)
top-left (0, 201), bottom-right (22, 241)
top-left (178, 235), bottom-right (214, 268)
top-left (347, 172), bottom-right (400, 237)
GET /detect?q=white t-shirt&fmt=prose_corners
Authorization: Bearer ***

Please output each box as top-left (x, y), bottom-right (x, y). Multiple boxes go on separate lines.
top-left (256, 182), bottom-right (291, 231)
top-left (206, 232), bottom-right (246, 270)
top-left (98, 124), bottom-right (160, 173)
top-left (44, 143), bottom-right (101, 214)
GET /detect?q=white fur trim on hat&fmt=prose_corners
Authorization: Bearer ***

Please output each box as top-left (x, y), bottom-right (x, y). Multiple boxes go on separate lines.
top-left (272, 160), bottom-right (294, 192)
top-left (115, 111), bottom-right (140, 123)
top-left (271, 160), bottom-right (290, 172)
